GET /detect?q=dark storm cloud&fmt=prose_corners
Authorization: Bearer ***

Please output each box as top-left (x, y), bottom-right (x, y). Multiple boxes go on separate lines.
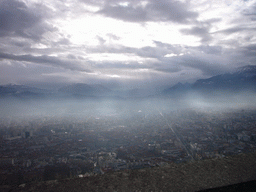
top-left (0, 0), bottom-right (54, 40)
top-left (96, 0), bottom-right (198, 23)
top-left (0, 52), bottom-right (91, 72)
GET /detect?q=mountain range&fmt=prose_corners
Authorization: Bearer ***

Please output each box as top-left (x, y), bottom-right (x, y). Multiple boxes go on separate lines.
top-left (1, 65), bottom-right (256, 99)
top-left (163, 65), bottom-right (256, 95)
top-left (0, 84), bottom-right (49, 99)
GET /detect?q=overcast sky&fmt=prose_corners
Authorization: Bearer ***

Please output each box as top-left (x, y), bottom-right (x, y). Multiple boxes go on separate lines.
top-left (0, 0), bottom-right (256, 89)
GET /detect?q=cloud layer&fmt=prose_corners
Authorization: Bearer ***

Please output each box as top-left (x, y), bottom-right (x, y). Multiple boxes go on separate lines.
top-left (97, 0), bottom-right (198, 23)
top-left (0, 0), bottom-right (256, 89)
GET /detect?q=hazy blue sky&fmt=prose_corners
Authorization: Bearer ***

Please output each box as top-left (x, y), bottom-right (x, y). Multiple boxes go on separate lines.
top-left (0, 0), bottom-right (256, 89)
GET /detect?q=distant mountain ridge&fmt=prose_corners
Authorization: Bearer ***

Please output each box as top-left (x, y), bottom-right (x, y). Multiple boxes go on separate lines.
top-left (1, 65), bottom-right (256, 99)
top-left (193, 65), bottom-right (256, 91)
top-left (0, 84), bottom-right (49, 98)
top-left (234, 65), bottom-right (256, 75)
top-left (164, 65), bottom-right (256, 95)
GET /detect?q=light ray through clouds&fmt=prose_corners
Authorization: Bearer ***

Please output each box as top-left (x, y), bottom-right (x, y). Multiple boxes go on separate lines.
top-left (0, 0), bottom-right (256, 88)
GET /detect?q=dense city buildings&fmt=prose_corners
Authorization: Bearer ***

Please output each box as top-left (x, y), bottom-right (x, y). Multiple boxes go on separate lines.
top-left (1, 108), bottom-right (256, 185)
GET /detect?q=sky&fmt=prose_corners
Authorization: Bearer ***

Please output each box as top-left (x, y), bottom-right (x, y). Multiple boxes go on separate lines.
top-left (0, 0), bottom-right (256, 89)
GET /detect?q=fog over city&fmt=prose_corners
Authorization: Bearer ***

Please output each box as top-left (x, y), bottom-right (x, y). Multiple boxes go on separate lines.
top-left (0, 89), bottom-right (256, 118)
top-left (1, 0), bottom-right (256, 190)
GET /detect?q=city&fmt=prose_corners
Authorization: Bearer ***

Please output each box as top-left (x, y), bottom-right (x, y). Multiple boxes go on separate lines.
top-left (1, 108), bottom-right (256, 185)
top-left (1, 0), bottom-right (256, 190)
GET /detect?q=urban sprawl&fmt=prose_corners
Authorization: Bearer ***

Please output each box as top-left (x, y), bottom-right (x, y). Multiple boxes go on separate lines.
top-left (1, 109), bottom-right (256, 185)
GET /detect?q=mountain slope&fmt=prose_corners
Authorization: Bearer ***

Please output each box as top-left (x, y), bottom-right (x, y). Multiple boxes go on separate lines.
top-left (0, 84), bottom-right (48, 98)
top-left (163, 65), bottom-right (256, 96)
top-left (193, 65), bottom-right (256, 91)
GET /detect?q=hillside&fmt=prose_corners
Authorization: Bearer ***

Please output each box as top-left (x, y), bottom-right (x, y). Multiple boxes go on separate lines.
top-left (7, 151), bottom-right (256, 192)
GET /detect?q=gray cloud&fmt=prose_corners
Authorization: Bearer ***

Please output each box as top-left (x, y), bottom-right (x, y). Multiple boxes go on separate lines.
top-left (53, 38), bottom-right (71, 46)
top-left (0, 60), bottom-right (80, 89)
top-left (154, 67), bottom-right (181, 74)
top-left (97, 36), bottom-right (106, 45)
top-left (197, 45), bottom-right (222, 55)
top-left (86, 40), bottom-right (181, 60)
top-left (213, 26), bottom-right (256, 35)
top-left (242, 2), bottom-right (256, 19)
top-left (106, 33), bottom-right (120, 40)
top-left (180, 18), bottom-right (223, 43)
top-left (84, 40), bottom-right (231, 77)
top-left (98, 4), bottom-right (146, 22)
top-left (178, 55), bottom-right (226, 76)
top-left (0, 52), bottom-right (91, 72)
top-left (0, 0), bottom-right (39, 35)
top-left (93, 61), bottom-right (149, 69)
top-left (241, 44), bottom-right (256, 57)
top-left (0, 0), bottom-right (255, 89)
top-left (0, 0), bottom-right (55, 41)
top-left (149, 43), bottom-right (236, 77)
top-left (180, 26), bottom-right (212, 42)
top-left (96, 0), bottom-right (198, 23)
